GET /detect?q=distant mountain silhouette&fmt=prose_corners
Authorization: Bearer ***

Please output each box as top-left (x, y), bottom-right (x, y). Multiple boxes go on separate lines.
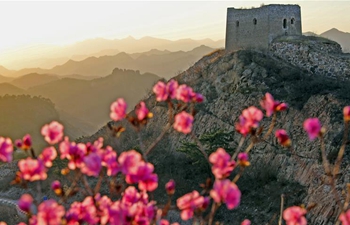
top-left (0, 83), bottom-right (25, 96)
top-left (0, 95), bottom-right (59, 152)
top-left (130, 49), bottom-right (171, 59)
top-left (0, 75), bottom-right (14, 84)
top-left (11, 73), bottom-right (59, 89)
top-left (0, 95), bottom-right (95, 153)
top-left (3, 45), bottom-right (216, 79)
top-left (320, 28), bottom-right (350, 52)
top-left (28, 68), bottom-right (160, 127)
top-left (0, 36), bottom-right (224, 70)
top-left (0, 66), bottom-right (14, 77)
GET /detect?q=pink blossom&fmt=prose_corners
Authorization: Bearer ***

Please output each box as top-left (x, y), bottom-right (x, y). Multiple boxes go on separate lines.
top-left (174, 111), bottom-right (193, 134)
top-left (136, 101), bottom-right (150, 121)
top-left (210, 179), bottom-right (241, 209)
top-left (167, 79), bottom-right (179, 99)
top-left (303, 118), bottom-right (321, 140)
top-left (344, 106), bottom-right (350, 122)
top-left (125, 161), bottom-right (158, 192)
top-left (18, 194), bottom-right (33, 213)
top-left (160, 220), bottom-right (180, 225)
top-left (18, 157), bottom-right (47, 181)
top-left (176, 84), bottom-right (194, 103)
top-left (283, 206), bottom-right (307, 225)
top-left (209, 148), bottom-right (235, 179)
top-left (237, 152), bottom-right (250, 167)
top-left (122, 186), bottom-right (141, 205)
top-left (153, 81), bottom-right (168, 101)
top-left (138, 172), bottom-right (158, 192)
top-left (113, 186), bottom-right (157, 224)
top-left (242, 106), bottom-right (264, 128)
top-left (41, 121), bottom-right (64, 145)
top-left (95, 195), bottom-right (112, 224)
top-left (340, 209), bottom-right (350, 225)
top-left (260, 93), bottom-right (288, 117)
top-left (0, 137), bottom-right (13, 162)
top-left (28, 216), bottom-right (37, 225)
top-left (118, 150), bottom-right (143, 175)
top-left (66, 197), bottom-right (98, 225)
top-left (15, 134), bottom-right (32, 150)
top-left (38, 147), bottom-right (57, 167)
top-left (37, 199), bottom-right (65, 225)
top-left (81, 152), bottom-right (102, 177)
top-left (59, 137), bottom-right (87, 170)
top-left (85, 137), bottom-right (103, 154)
top-left (275, 129), bottom-right (291, 147)
top-left (236, 106), bottom-right (263, 136)
top-left (241, 219), bottom-right (251, 225)
top-left (110, 98), bottom-right (128, 121)
top-left (192, 93), bottom-right (204, 103)
top-left (235, 115), bottom-right (250, 136)
top-left (110, 98), bottom-right (127, 121)
top-left (101, 146), bottom-right (119, 176)
top-left (176, 191), bottom-right (209, 220)
top-left (160, 220), bottom-right (170, 225)
top-left (165, 179), bottom-right (176, 195)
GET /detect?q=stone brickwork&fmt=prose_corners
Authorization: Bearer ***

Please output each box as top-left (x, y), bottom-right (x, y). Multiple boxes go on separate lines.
top-left (270, 36), bottom-right (350, 80)
top-left (226, 4), bottom-right (302, 51)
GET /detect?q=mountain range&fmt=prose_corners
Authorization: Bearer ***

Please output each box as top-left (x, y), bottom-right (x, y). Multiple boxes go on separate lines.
top-left (0, 68), bottom-right (161, 132)
top-left (0, 36), bottom-right (224, 70)
top-left (0, 45), bottom-right (216, 79)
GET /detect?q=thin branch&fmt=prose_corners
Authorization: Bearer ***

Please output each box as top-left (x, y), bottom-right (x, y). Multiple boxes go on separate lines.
top-left (190, 132), bottom-right (208, 162)
top-left (145, 123), bottom-right (172, 156)
top-left (231, 136), bottom-right (245, 160)
top-left (208, 202), bottom-right (218, 225)
top-left (333, 122), bottom-right (349, 177)
top-left (278, 194), bottom-right (285, 225)
top-left (263, 113), bottom-right (277, 140)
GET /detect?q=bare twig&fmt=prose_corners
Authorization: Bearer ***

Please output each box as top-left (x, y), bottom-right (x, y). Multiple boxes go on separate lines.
top-left (208, 202), bottom-right (218, 225)
top-left (263, 113), bottom-right (277, 140)
top-left (333, 122), bottom-right (349, 177)
top-left (145, 123), bottom-right (172, 156)
top-left (191, 132), bottom-right (209, 162)
top-left (278, 194), bottom-right (285, 225)
top-left (231, 137), bottom-right (245, 160)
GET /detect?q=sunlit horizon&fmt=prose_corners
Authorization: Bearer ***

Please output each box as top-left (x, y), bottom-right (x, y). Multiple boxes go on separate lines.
top-left (1, 1), bottom-right (350, 70)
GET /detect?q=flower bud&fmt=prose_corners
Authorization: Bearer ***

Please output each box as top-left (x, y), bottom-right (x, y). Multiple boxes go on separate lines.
top-left (238, 152), bottom-right (250, 167)
top-left (51, 180), bottom-right (62, 196)
top-left (165, 179), bottom-right (175, 195)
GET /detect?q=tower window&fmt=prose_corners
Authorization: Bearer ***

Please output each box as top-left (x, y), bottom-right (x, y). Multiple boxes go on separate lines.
top-left (253, 18), bottom-right (257, 25)
top-left (236, 21), bottom-right (239, 27)
top-left (283, 19), bottom-right (287, 29)
top-left (291, 18), bottom-right (295, 24)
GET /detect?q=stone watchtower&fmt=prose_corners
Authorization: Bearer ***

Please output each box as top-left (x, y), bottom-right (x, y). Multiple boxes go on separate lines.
top-left (225, 4), bottom-right (302, 51)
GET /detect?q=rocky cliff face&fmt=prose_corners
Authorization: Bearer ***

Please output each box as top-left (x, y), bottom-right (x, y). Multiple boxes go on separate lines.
top-left (270, 35), bottom-right (350, 80)
top-left (81, 39), bottom-right (350, 224)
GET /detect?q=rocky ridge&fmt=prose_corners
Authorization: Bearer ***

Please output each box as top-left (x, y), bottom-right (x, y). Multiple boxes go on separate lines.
top-left (82, 37), bottom-right (350, 224)
top-left (271, 35), bottom-right (350, 80)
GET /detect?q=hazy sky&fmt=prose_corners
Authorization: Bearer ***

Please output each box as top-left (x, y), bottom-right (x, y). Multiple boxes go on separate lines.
top-left (0, 1), bottom-right (349, 53)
